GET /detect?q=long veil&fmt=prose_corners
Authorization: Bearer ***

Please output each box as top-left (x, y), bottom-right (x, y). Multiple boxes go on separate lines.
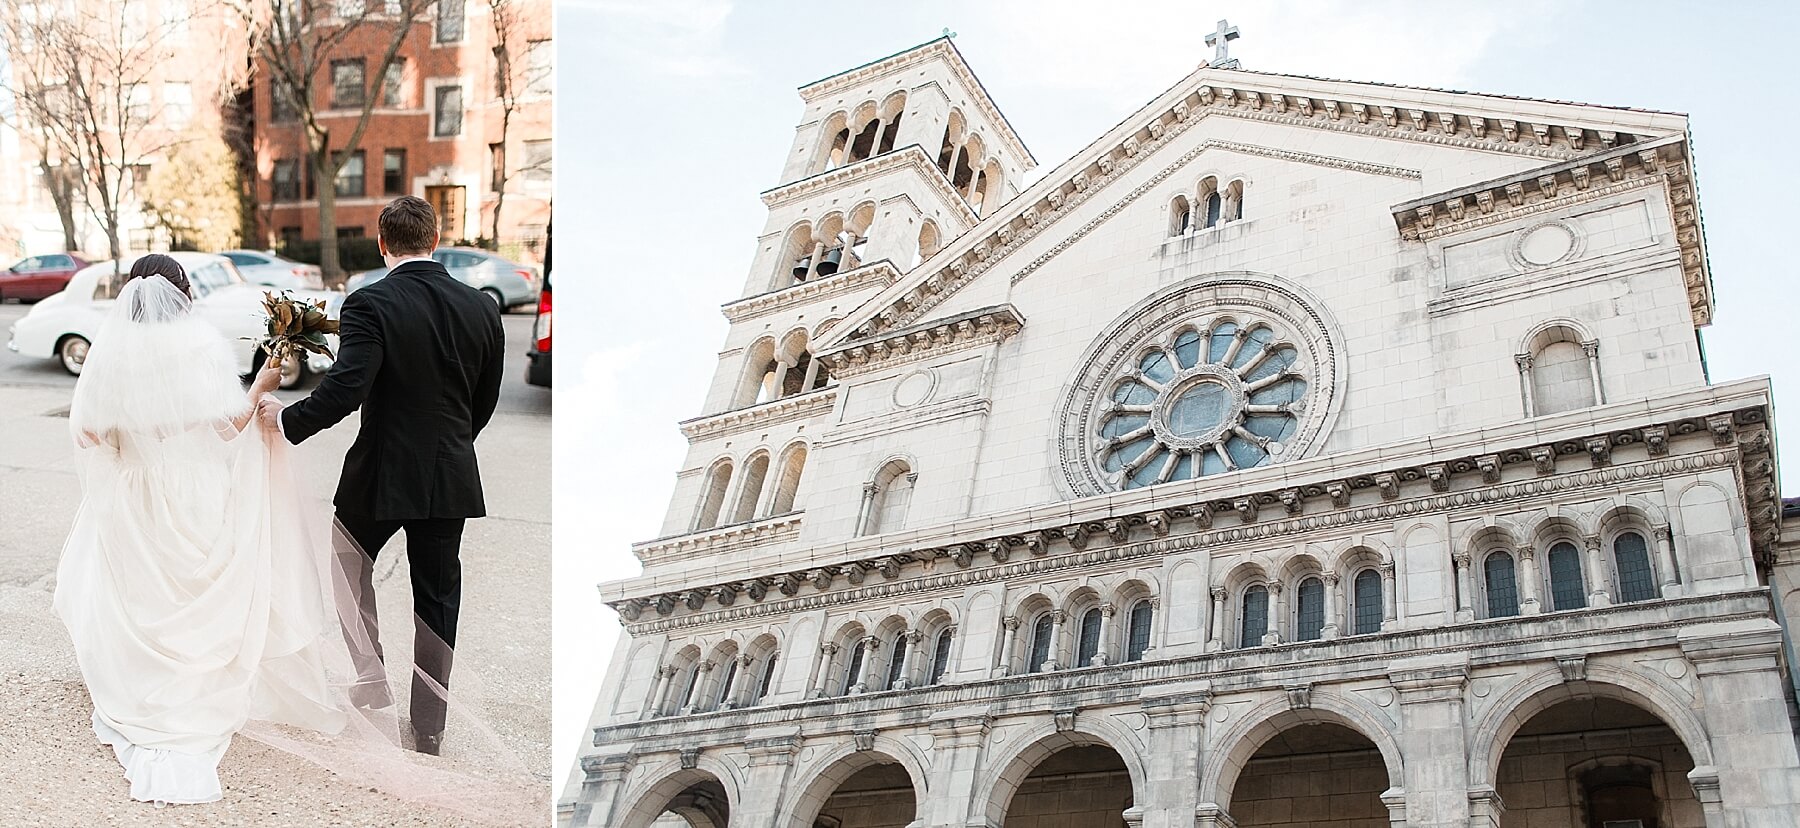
top-left (58, 276), bottom-right (544, 824)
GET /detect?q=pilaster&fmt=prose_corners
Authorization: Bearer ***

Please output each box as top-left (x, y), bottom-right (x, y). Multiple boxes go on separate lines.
top-left (1389, 654), bottom-right (1471, 826)
top-left (922, 709), bottom-right (993, 828)
top-left (735, 735), bottom-right (804, 828)
top-left (1141, 687), bottom-right (1211, 828)
top-left (1678, 620), bottom-right (1800, 824)
top-left (568, 752), bottom-right (635, 828)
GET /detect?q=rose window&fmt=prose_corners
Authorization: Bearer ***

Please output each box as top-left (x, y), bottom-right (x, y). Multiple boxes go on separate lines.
top-left (1098, 319), bottom-right (1307, 489)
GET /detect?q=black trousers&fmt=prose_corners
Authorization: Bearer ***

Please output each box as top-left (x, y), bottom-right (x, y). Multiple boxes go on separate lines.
top-left (337, 512), bottom-right (465, 741)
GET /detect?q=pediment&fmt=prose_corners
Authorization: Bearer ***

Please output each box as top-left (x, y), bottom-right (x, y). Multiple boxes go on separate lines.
top-left (816, 66), bottom-right (1694, 352)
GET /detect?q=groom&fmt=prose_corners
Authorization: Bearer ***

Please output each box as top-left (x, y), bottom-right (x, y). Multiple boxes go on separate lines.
top-left (257, 196), bottom-right (505, 754)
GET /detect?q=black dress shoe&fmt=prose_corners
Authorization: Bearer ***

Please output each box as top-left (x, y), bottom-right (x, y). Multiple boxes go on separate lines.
top-left (415, 733), bottom-right (443, 756)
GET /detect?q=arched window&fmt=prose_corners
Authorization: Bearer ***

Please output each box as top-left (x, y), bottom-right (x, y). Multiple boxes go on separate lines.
top-left (1203, 192), bottom-right (1223, 229)
top-left (755, 653), bottom-right (778, 701)
top-left (1484, 551), bottom-right (1520, 618)
top-left (1027, 614), bottom-right (1053, 673)
top-left (713, 656), bottom-right (738, 710)
top-left (729, 452), bottom-right (768, 524)
top-left (915, 221), bottom-right (941, 268)
top-left (677, 665), bottom-right (701, 712)
top-left (884, 634), bottom-right (908, 690)
top-left (862, 460), bottom-right (915, 536)
top-left (1224, 179), bottom-right (1245, 222)
top-left (929, 628), bottom-right (953, 685)
top-left (1125, 600), bottom-right (1153, 662)
top-left (1352, 569), bottom-right (1383, 635)
top-left (842, 640), bottom-right (866, 696)
top-left (1613, 532), bottom-right (1657, 603)
top-left (1520, 323), bottom-right (1601, 416)
top-left (694, 460), bottom-right (732, 531)
top-left (1294, 577), bottom-right (1325, 641)
top-left (769, 444), bottom-right (807, 515)
top-left (1240, 585), bottom-right (1269, 647)
top-left (1076, 608), bottom-right (1103, 667)
top-left (1169, 195), bottom-right (1192, 236)
top-left (1547, 541), bottom-right (1587, 611)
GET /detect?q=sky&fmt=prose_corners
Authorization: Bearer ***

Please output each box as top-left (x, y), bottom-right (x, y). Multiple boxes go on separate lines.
top-left (552, 0), bottom-right (1800, 798)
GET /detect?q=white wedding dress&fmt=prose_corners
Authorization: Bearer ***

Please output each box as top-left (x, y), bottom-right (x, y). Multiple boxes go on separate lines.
top-left (53, 276), bottom-right (347, 804)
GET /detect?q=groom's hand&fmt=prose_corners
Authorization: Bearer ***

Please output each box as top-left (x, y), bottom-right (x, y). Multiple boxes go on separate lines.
top-left (257, 395), bottom-right (286, 433)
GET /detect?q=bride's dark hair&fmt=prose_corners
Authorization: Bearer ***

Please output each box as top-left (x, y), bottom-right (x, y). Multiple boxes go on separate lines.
top-left (127, 254), bottom-right (191, 296)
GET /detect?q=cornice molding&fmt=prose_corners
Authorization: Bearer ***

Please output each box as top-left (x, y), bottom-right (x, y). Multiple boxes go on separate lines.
top-left (1390, 135), bottom-right (1713, 327)
top-left (678, 388), bottom-right (839, 443)
top-left (818, 304), bottom-right (1023, 380)
top-left (608, 384), bottom-right (1774, 628)
top-left (630, 513), bottom-right (804, 568)
top-left (823, 71), bottom-right (1672, 349)
top-left (721, 261), bottom-right (901, 325)
top-left (798, 38), bottom-right (1035, 168)
top-left (760, 144), bottom-right (980, 227)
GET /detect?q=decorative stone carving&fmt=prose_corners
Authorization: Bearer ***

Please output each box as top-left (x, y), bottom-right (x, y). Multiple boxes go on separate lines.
top-left (1476, 455), bottom-right (1500, 484)
top-left (1062, 524), bottom-right (1090, 551)
top-left (1053, 708), bottom-right (1077, 732)
top-left (1530, 445), bottom-right (1556, 476)
top-left (807, 569), bottom-right (833, 591)
top-left (1556, 655), bottom-right (1587, 683)
top-left (1235, 497), bottom-right (1259, 523)
top-left (986, 539), bottom-right (1010, 564)
top-left (1585, 436), bottom-right (1611, 468)
top-left (1374, 472), bottom-right (1399, 500)
top-left (853, 730), bottom-right (877, 752)
top-left (1326, 481), bottom-right (1350, 508)
top-left (1706, 413), bottom-right (1734, 446)
top-left (1642, 425), bottom-right (1669, 456)
top-left (1285, 683), bottom-right (1313, 710)
top-left (679, 747), bottom-right (700, 770)
top-left (1425, 464), bottom-right (1449, 492)
top-left (1279, 489), bottom-right (1303, 515)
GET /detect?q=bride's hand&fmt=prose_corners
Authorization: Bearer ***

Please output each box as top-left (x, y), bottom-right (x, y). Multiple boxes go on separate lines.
top-left (252, 354), bottom-right (285, 396)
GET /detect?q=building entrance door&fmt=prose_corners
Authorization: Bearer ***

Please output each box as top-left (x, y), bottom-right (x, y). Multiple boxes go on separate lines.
top-left (425, 185), bottom-right (466, 240)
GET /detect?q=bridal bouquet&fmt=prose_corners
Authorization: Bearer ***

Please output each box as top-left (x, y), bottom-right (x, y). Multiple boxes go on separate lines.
top-left (255, 291), bottom-right (339, 362)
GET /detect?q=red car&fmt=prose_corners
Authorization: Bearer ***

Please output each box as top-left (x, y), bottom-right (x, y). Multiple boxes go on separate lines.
top-left (0, 252), bottom-right (90, 302)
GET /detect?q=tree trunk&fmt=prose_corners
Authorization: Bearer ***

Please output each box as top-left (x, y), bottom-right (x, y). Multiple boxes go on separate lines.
top-left (315, 152), bottom-right (341, 285)
top-left (40, 159), bottom-right (80, 252)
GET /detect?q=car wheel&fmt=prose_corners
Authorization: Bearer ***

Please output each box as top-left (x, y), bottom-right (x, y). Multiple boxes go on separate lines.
top-left (481, 287), bottom-right (504, 309)
top-left (59, 335), bottom-right (90, 376)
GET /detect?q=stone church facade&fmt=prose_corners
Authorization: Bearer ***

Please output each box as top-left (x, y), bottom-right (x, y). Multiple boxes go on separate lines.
top-left (564, 35), bottom-right (1800, 828)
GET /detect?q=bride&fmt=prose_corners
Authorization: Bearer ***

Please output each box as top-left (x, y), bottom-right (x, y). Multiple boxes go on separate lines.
top-left (49, 255), bottom-right (538, 821)
top-left (53, 254), bottom-right (348, 805)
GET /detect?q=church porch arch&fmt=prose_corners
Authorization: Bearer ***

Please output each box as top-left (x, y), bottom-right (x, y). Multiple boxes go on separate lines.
top-left (975, 718), bottom-right (1147, 828)
top-left (1197, 690), bottom-right (1405, 820)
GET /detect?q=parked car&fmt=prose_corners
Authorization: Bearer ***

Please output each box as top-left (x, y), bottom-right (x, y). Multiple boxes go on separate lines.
top-left (346, 247), bottom-right (538, 310)
top-left (6, 252), bottom-right (338, 388)
top-left (221, 249), bottom-right (325, 291)
top-left (527, 270), bottom-right (550, 387)
top-left (0, 252), bottom-right (90, 302)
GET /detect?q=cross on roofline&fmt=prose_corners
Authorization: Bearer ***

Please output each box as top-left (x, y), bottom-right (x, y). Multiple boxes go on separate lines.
top-left (1206, 18), bottom-right (1241, 69)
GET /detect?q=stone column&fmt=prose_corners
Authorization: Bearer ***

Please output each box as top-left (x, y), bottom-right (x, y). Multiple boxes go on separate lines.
top-left (1654, 526), bottom-right (1681, 597)
top-left (1263, 583), bottom-right (1284, 646)
top-left (804, 239), bottom-right (825, 283)
top-left (769, 359), bottom-right (792, 400)
top-left (1582, 535), bottom-right (1613, 607)
top-left (1043, 610), bottom-right (1068, 671)
top-left (1321, 573), bottom-right (1341, 639)
top-left (1142, 689), bottom-right (1212, 828)
top-left (568, 752), bottom-right (636, 828)
top-left (810, 643), bottom-right (838, 698)
top-left (722, 654), bottom-right (753, 710)
top-left (735, 736), bottom-right (803, 828)
top-left (680, 660), bottom-right (713, 715)
top-left (1379, 563), bottom-right (1397, 628)
top-left (1581, 340), bottom-right (1604, 404)
top-left (1679, 620), bottom-right (1800, 826)
top-left (1093, 603), bottom-right (1117, 666)
top-left (1207, 588), bottom-right (1226, 652)
top-left (998, 615), bottom-right (1020, 676)
top-left (1514, 354), bottom-right (1536, 417)
top-left (894, 630), bottom-right (924, 690)
top-left (1516, 545), bottom-right (1542, 615)
top-left (1453, 552), bottom-right (1475, 622)
top-left (1389, 654), bottom-right (1470, 826)
top-left (800, 354), bottom-right (823, 391)
top-left (644, 664), bottom-right (674, 720)
top-left (850, 636), bottom-right (880, 694)
top-left (1146, 596), bottom-right (1164, 656)
top-left (854, 482), bottom-right (878, 536)
top-left (922, 712), bottom-right (993, 828)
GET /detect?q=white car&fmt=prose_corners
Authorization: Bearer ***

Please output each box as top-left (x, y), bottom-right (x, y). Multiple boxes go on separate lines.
top-left (6, 252), bottom-right (338, 389)
top-left (221, 249), bottom-right (325, 291)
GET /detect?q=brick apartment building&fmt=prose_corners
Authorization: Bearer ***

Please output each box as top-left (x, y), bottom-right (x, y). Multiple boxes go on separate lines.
top-left (250, 0), bottom-right (552, 266)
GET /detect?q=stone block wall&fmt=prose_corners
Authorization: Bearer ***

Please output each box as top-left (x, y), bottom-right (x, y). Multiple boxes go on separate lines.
top-left (1495, 727), bottom-right (1702, 828)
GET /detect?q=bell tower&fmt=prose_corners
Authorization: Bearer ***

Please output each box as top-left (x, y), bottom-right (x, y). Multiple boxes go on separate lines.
top-left (651, 37), bottom-right (1034, 540)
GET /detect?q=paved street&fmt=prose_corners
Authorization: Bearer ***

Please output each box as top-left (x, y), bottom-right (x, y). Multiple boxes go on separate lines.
top-left (0, 301), bottom-right (551, 826)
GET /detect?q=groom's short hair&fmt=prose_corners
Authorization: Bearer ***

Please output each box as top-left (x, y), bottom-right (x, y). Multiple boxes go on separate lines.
top-left (379, 196), bottom-right (438, 256)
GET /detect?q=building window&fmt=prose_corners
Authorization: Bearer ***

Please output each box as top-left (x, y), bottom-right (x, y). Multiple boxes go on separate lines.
top-left (330, 59), bottom-right (366, 109)
top-left (1240, 585), bottom-right (1268, 647)
top-left (842, 639), bottom-right (866, 695)
top-left (1294, 577), bottom-right (1325, 641)
top-left (1484, 551), bottom-right (1520, 618)
top-left (433, 84), bottom-right (463, 136)
top-left (862, 460), bottom-right (915, 536)
top-left (1076, 608), bottom-right (1102, 667)
top-left (126, 83), bottom-right (151, 123)
top-left (272, 159), bottom-right (300, 201)
top-left (1547, 541), bottom-right (1587, 611)
top-left (755, 653), bottom-right (778, 701)
top-left (1203, 191), bottom-right (1222, 229)
top-left (279, 226), bottom-right (303, 247)
top-left (489, 142), bottom-right (505, 191)
top-left (1125, 600), bottom-right (1153, 662)
top-left (1614, 532), bottom-right (1658, 603)
top-left (272, 81), bottom-right (299, 123)
top-left (693, 460), bottom-right (732, 531)
top-left (1027, 614), bottom-right (1053, 673)
top-left (712, 657), bottom-right (737, 710)
top-left (1352, 569), bottom-right (1383, 635)
top-left (522, 139), bottom-right (552, 182)
top-left (380, 60), bottom-right (406, 107)
top-left (162, 0), bottom-right (189, 38)
top-left (884, 635), bottom-right (907, 690)
top-left (1169, 195), bottom-right (1192, 236)
top-left (163, 82), bottom-right (191, 127)
top-left (524, 39), bottom-right (553, 96)
top-left (435, 0), bottom-right (464, 42)
top-left (928, 629), bottom-right (953, 685)
top-left (676, 666), bottom-right (698, 712)
top-left (383, 149), bottom-right (406, 195)
top-left (334, 150), bottom-right (366, 197)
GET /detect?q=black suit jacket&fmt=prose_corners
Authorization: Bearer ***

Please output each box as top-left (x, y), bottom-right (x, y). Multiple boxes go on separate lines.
top-left (282, 259), bottom-right (505, 521)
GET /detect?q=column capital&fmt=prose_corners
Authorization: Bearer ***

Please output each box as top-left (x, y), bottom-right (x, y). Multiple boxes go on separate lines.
top-left (1378, 561), bottom-right (1396, 577)
top-left (861, 635), bottom-right (881, 651)
top-left (1002, 615), bottom-right (1021, 631)
top-left (1678, 620), bottom-right (1786, 674)
top-left (1210, 585), bottom-right (1227, 600)
top-left (1388, 655), bottom-right (1470, 701)
top-left (581, 751), bottom-right (636, 781)
top-left (820, 642), bottom-right (839, 656)
top-left (904, 629), bottom-right (925, 644)
top-left (1322, 572), bottom-right (1340, 586)
top-left (1514, 352), bottom-right (1533, 370)
top-left (1050, 609), bottom-right (1068, 624)
top-left (1452, 550), bottom-right (1472, 568)
top-left (1514, 544), bottom-right (1535, 560)
top-left (927, 710), bottom-right (994, 743)
top-left (1654, 525), bottom-right (1674, 543)
top-left (1142, 688), bottom-right (1213, 727)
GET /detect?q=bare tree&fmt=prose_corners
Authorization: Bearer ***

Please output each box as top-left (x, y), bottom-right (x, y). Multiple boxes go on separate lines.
top-left (0, 0), bottom-right (204, 267)
top-left (236, 0), bottom-right (423, 282)
top-left (484, 0), bottom-right (517, 245)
